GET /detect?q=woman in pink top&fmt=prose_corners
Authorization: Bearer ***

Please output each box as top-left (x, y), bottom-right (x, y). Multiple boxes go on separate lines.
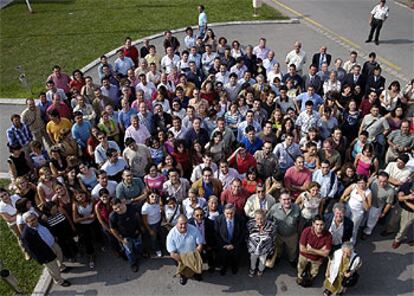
top-left (144, 164), bottom-right (167, 193)
top-left (354, 143), bottom-right (378, 177)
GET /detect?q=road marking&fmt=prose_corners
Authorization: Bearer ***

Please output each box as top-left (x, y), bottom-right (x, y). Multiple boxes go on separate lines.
top-left (271, 0), bottom-right (403, 73)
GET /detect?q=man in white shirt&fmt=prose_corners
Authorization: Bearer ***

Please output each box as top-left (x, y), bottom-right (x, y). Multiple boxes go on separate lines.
top-left (114, 50), bottom-right (135, 76)
top-left (198, 5), bottom-right (208, 38)
top-left (253, 38), bottom-right (270, 60)
top-left (91, 171), bottom-right (118, 200)
top-left (285, 41), bottom-right (307, 75)
top-left (161, 47), bottom-right (180, 74)
top-left (124, 114), bottom-right (151, 145)
top-left (216, 159), bottom-right (240, 190)
top-left (366, 0), bottom-right (389, 45)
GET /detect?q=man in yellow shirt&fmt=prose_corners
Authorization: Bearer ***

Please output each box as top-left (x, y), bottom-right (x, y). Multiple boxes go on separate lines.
top-left (46, 109), bottom-right (72, 144)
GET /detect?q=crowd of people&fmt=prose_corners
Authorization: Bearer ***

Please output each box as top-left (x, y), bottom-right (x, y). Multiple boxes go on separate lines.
top-left (1, 5), bottom-right (413, 295)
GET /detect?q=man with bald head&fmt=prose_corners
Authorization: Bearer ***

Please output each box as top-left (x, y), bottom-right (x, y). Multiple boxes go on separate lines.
top-left (167, 215), bottom-right (203, 285)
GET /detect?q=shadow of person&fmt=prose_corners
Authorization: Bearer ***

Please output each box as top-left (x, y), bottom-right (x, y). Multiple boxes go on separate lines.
top-left (378, 39), bottom-right (414, 45)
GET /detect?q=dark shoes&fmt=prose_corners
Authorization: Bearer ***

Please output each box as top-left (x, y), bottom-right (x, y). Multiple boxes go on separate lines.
top-left (360, 232), bottom-right (368, 240)
top-left (375, 40), bottom-right (379, 45)
top-left (208, 266), bottom-right (215, 273)
top-left (130, 263), bottom-right (139, 272)
top-left (193, 273), bottom-right (203, 281)
top-left (380, 230), bottom-right (393, 237)
top-left (60, 280), bottom-right (71, 287)
top-left (365, 39), bottom-right (371, 43)
top-left (220, 268), bottom-right (226, 276)
top-left (179, 276), bottom-right (188, 285)
top-left (392, 240), bottom-right (401, 249)
top-left (231, 266), bottom-right (239, 274)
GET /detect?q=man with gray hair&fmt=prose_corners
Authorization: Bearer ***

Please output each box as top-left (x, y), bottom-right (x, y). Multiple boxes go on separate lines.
top-left (21, 212), bottom-right (71, 287)
top-left (214, 203), bottom-right (246, 275)
top-left (244, 183), bottom-right (276, 218)
top-left (324, 202), bottom-right (354, 251)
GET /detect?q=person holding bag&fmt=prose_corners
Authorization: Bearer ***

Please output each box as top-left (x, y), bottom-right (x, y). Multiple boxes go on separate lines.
top-left (323, 241), bottom-right (362, 296)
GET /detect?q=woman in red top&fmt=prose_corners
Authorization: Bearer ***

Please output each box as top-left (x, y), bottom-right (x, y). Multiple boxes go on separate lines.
top-left (172, 140), bottom-right (191, 179)
top-left (200, 81), bottom-right (218, 106)
top-left (144, 164), bottom-right (167, 193)
top-left (69, 69), bottom-right (85, 92)
top-left (94, 188), bottom-right (123, 256)
top-left (242, 167), bottom-right (263, 194)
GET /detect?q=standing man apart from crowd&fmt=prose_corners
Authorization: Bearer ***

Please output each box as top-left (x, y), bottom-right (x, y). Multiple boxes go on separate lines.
top-left (198, 5), bottom-right (208, 39)
top-left (285, 41), bottom-right (307, 75)
top-left (366, 0), bottom-right (389, 46)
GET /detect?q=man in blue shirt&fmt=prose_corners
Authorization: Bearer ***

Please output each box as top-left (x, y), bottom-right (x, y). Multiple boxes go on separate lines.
top-left (296, 85), bottom-right (323, 111)
top-left (167, 215), bottom-right (203, 285)
top-left (241, 125), bottom-right (264, 155)
top-left (71, 111), bottom-right (91, 149)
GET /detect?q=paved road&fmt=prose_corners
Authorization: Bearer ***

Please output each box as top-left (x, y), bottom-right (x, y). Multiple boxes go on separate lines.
top-left (49, 230), bottom-right (413, 296)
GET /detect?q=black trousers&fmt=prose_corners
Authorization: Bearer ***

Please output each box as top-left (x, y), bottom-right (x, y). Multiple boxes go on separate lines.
top-left (218, 248), bottom-right (241, 271)
top-left (368, 19), bottom-right (383, 41)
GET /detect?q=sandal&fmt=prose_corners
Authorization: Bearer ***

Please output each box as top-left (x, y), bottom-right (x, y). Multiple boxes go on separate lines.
top-left (323, 289), bottom-right (332, 296)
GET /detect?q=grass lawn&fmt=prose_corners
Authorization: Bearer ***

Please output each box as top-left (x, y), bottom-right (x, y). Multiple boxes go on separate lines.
top-left (0, 179), bottom-right (43, 296)
top-left (0, 0), bottom-right (286, 98)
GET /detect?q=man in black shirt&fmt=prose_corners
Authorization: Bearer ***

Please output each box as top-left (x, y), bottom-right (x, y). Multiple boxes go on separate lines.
top-left (110, 199), bottom-right (143, 272)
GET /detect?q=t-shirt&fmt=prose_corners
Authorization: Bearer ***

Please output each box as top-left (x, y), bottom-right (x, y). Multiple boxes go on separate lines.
top-left (109, 204), bottom-right (142, 238)
top-left (299, 226), bottom-right (332, 261)
top-left (46, 118), bottom-right (72, 143)
top-left (398, 182), bottom-right (414, 213)
top-left (141, 202), bottom-right (161, 225)
top-left (370, 179), bottom-right (395, 208)
top-left (122, 145), bottom-right (151, 177)
top-left (0, 194), bottom-right (20, 226)
top-left (91, 181), bottom-right (118, 200)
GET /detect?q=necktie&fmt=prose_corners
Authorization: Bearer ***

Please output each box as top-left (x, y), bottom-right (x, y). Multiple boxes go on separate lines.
top-left (227, 220), bottom-right (233, 241)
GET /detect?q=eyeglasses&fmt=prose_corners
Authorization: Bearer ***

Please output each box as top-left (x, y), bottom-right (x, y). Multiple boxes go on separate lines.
top-left (257, 190), bottom-right (264, 193)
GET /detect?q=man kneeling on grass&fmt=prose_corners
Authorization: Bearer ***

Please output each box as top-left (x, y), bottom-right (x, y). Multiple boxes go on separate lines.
top-left (166, 214), bottom-right (203, 285)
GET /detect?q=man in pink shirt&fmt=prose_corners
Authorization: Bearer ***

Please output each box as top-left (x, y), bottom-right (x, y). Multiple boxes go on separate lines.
top-left (47, 65), bottom-right (71, 94)
top-left (284, 156), bottom-right (312, 200)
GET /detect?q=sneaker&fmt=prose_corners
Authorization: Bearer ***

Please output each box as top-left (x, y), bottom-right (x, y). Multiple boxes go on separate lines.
top-left (248, 269), bottom-right (255, 278)
top-left (156, 251), bottom-right (162, 257)
top-left (60, 280), bottom-right (71, 287)
top-left (179, 276), bottom-right (188, 285)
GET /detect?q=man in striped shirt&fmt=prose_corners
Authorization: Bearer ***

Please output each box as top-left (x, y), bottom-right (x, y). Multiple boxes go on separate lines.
top-left (6, 114), bottom-right (33, 149)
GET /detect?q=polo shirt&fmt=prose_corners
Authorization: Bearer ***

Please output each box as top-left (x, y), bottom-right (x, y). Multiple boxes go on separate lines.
top-left (46, 118), bottom-right (72, 143)
top-left (166, 224), bottom-right (203, 254)
top-left (370, 179), bottom-right (395, 208)
top-left (299, 226), bottom-right (332, 261)
top-left (229, 153), bottom-right (257, 175)
top-left (220, 188), bottom-right (250, 214)
top-left (267, 203), bottom-right (300, 236)
top-left (116, 178), bottom-right (145, 201)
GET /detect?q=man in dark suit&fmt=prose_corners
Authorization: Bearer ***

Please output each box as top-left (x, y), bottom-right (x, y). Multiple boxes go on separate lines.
top-left (324, 202), bottom-right (354, 252)
top-left (302, 64), bottom-right (323, 95)
top-left (312, 46), bottom-right (332, 71)
top-left (365, 66), bottom-right (386, 96)
top-left (215, 203), bottom-right (246, 275)
top-left (21, 212), bottom-right (71, 287)
top-left (343, 64), bottom-right (366, 94)
top-left (189, 207), bottom-right (216, 272)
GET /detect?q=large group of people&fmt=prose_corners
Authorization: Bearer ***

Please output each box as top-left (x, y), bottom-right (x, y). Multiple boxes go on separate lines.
top-left (1, 5), bottom-right (413, 295)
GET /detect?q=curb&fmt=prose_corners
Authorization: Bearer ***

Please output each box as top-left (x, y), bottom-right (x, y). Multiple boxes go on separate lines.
top-left (80, 19), bottom-right (299, 75)
top-left (31, 268), bottom-right (52, 296)
top-left (0, 19), bottom-right (298, 105)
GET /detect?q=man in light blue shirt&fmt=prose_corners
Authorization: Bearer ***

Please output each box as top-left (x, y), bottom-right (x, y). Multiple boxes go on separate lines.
top-left (114, 49), bottom-right (135, 76)
top-left (296, 85), bottom-right (323, 111)
top-left (167, 215), bottom-right (203, 285)
top-left (71, 111), bottom-right (91, 148)
top-left (198, 5), bottom-right (208, 38)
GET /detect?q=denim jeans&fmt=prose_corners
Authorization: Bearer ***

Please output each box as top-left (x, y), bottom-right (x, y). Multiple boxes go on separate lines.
top-left (148, 221), bottom-right (162, 253)
top-left (123, 236), bottom-right (142, 265)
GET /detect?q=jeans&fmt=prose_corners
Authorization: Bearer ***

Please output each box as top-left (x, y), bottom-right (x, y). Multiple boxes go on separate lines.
top-left (148, 221), bottom-right (162, 253)
top-left (123, 236), bottom-right (142, 265)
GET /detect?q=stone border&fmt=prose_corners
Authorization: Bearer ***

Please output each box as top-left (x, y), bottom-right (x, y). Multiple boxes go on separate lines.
top-left (31, 268), bottom-right (51, 296)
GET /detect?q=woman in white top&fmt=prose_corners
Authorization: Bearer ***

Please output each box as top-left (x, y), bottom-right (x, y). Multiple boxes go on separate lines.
top-left (296, 182), bottom-right (324, 233)
top-left (141, 191), bottom-right (163, 257)
top-left (267, 63), bottom-right (283, 83)
top-left (340, 175), bottom-right (372, 244)
top-left (162, 197), bottom-right (181, 229)
top-left (230, 40), bottom-right (245, 59)
top-left (379, 81), bottom-right (401, 114)
top-left (183, 188), bottom-right (207, 219)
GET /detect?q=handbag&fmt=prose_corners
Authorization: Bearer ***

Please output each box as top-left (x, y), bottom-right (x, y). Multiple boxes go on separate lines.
top-left (342, 255), bottom-right (360, 287)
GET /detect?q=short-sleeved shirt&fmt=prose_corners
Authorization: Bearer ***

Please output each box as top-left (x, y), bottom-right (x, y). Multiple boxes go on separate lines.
top-left (299, 226), bottom-right (332, 261)
top-left (116, 178), bottom-right (145, 201)
top-left (370, 179), bottom-right (395, 208)
top-left (371, 4), bottom-right (389, 20)
top-left (166, 224), bottom-right (203, 254)
top-left (0, 194), bottom-right (20, 226)
top-left (122, 145), bottom-right (151, 178)
top-left (141, 202), bottom-right (161, 225)
top-left (387, 130), bottom-right (414, 149)
top-left (267, 203), bottom-right (300, 236)
top-left (91, 181), bottom-right (118, 200)
top-left (109, 204), bottom-right (142, 238)
top-left (46, 118), bottom-right (72, 143)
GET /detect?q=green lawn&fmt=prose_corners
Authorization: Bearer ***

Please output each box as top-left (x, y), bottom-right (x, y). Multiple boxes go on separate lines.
top-left (0, 179), bottom-right (42, 296)
top-left (0, 0), bottom-right (285, 98)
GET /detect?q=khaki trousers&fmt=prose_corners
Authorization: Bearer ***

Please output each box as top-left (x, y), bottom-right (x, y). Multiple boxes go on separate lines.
top-left (297, 254), bottom-right (322, 279)
top-left (274, 233), bottom-right (298, 262)
top-left (44, 243), bottom-right (66, 284)
top-left (395, 208), bottom-right (414, 242)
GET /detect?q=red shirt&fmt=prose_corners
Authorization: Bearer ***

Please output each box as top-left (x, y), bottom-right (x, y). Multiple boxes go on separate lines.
top-left (299, 226), bottom-right (332, 261)
top-left (46, 102), bottom-right (72, 120)
top-left (359, 97), bottom-right (375, 117)
top-left (69, 79), bottom-right (85, 92)
top-left (230, 153), bottom-right (257, 175)
top-left (220, 188), bottom-right (250, 214)
top-left (284, 166), bottom-right (312, 199)
top-left (122, 46), bottom-right (139, 67)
